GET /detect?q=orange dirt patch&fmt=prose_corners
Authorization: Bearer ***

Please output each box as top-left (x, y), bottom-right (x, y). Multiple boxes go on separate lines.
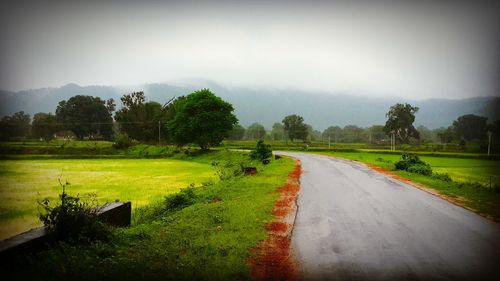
top-left (249, 160), bottom-right (302, 281)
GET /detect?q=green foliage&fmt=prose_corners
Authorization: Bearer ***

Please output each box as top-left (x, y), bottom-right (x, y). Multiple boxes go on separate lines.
top-left (38, 181), bottom-right (111, 244)
top-left (250, 140), bottom-right (272, 161)
top-left (384, 103), bottom-right (419, 144)
top-left (114, 91), bottom-right (169, 142)
top-left (394, 153), bottom-right (432, 176)
top-left (453, 114), bottom-right (488, 142)
top-left (211, 151), bottom-right (253, 180)
top-left (112, 133), bottom-right (137, 149)
top-left (227, 124), bottom-right (245, 140)
top-left (431, 172), bottom-right (452, 182)
top-left (56, 95), bottom-right (114, 139)
top-left (0, 111), bottom-right (31, 140)
top-left (282, 114), bottom-right (308, 141)
top-left (164, 185), bottom-right (197, 211)
top-left (32, 113), bottom-right (60, 141)
top-left (245, 123), bottom-right (266, 140)
top-left (167, 89), bottom-right (238, 149)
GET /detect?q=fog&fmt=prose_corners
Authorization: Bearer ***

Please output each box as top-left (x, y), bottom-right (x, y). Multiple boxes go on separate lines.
top-left (1, 0), bottom-right (499, 99)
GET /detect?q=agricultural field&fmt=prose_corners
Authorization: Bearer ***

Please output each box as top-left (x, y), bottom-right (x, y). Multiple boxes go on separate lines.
top-left (0, 158), bottom-right (216, 239)
top-left (1, 152), bottom-right (296, 280)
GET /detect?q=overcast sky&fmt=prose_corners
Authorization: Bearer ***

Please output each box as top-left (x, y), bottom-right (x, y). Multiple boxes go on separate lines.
top-left (1, 0), bottom-right (499, 99)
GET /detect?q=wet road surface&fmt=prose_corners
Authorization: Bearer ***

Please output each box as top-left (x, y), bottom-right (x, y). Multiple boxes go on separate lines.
top-left (278, 152), bottom-right (500, 281)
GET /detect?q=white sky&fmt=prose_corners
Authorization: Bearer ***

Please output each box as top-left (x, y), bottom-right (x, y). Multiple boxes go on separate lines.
top-left (1, 0), bottom-right (499, 99)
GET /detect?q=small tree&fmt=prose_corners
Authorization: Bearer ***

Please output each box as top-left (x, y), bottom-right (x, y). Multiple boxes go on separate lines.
top-left (383, 103), bottom-right (419, 144)
top-left (167, 89), bottom-right (237, 149)
top-left (250, 140), bottom-right (273, 161)
top-left (282, 114), bottom-right (308, 142)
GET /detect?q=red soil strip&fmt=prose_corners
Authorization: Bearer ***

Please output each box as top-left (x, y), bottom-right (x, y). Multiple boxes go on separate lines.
top-left (249, 160), bottom-right (302, 281)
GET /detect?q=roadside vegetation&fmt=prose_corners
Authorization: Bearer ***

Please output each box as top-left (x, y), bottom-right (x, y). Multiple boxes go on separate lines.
top-left (1, 151), bottom-right (294, 281)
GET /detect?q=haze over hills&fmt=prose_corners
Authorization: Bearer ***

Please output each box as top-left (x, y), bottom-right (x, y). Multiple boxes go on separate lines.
top-left (0, 82), bottom-right (498, 131)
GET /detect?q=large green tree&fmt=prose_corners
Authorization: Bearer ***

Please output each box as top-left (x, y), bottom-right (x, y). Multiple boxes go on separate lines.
top-left (383, 103), bottom-right (419, 144)
top-left (114, 92), bottom-right (166, 142)
top-left (271, 123), bottom-right (285, 141)
top-left (56, 95), bottom-right (114, 139)
top-left (452, 114), bottom-right (488, 141)
top-left (322, 126), bottom-right (343, 142)
top-left (245, 123), bottom-right (266, 140)
top-left (167, 89), bottom-right (237, 149)
top-left (282, 114), bottom-right (308, 142)
top-left (32, 113), bottom-right (61, 140)
top-left (0, 111), bottom-right (31, 140)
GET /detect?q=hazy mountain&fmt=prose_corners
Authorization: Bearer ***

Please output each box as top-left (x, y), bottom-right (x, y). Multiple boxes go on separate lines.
top-left (0, 83), bottom-right (497, 130)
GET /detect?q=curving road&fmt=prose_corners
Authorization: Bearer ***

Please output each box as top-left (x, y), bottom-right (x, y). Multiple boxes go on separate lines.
top-left (278, 152), bottom-right (500, 281)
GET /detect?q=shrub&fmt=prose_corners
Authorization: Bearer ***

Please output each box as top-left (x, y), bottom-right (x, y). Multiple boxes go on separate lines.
top-left (250, 140), bottom-right (272, 161)
top-left (164, 186), bottom-right (197, 211)
top-left (394, 153), bottom-right (433, 176)
top-left (431, 172), bottom-right (452, 182)
top-left (407, 163), bottom-right (432, 176)
top-left (112, 133), bottom-right (136, 149)
top-left (38, 181), bottom-right (111, 244)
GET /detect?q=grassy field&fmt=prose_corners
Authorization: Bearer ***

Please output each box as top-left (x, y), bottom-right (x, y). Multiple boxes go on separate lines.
top-left (318, 151), bottom-right (500, 219)
top-left (0, 158), bottom-right (216, 240)
top-left (2, 153), bottom-right (295, 281)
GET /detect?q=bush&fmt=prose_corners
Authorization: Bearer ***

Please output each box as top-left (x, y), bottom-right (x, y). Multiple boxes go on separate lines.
top-left (164, 186), bottom-right (197, 211)
top-left (38, 182), bottom-right (111, 244)
top-left (250, 140), bottom-right (272, 161)
top-left (211, 151), bottom-right (253, 180)
top-left (407, 163), bottom-right (432, 176)
top-left (112, 133), bottom-right (136, 149)
top-left (431, 172), bottom-right (452, 182)
top-left (394, 153), bottom-right (433, 176)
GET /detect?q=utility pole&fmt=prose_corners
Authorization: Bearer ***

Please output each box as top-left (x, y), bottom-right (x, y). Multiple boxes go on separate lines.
top-left (158, 120), bottom-right (161, 145)
top-left (487, 131), bottom-right (492, 156)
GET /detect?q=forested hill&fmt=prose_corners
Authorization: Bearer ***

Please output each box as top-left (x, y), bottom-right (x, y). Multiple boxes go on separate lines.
top-left (0, 83), bottom-right (498, 130)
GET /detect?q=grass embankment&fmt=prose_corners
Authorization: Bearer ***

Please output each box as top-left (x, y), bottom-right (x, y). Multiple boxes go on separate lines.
top-left (319, 151), bottom-right (500, 220)
top-left (2, 151), bottom-right (295, 281)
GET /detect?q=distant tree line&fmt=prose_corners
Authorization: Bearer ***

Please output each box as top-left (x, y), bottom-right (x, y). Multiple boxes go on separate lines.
top-left (1, 97), bottom-right (499, 151)
top-left (0, 89), bottom-right (237, 149)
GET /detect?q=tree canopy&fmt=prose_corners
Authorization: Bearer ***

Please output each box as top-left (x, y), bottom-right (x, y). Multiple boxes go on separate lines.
top-left (114, 92), bottom-right (166, 142)
top-left (453, 114), bottom-right (488, 141)
top-left (167, 89), bottom-right (237, 149)
top-left (56, 95), bottom-right (114, 139)
top-left (0, 111), bottom-right (31, 140)
top-left (227, 124), bottom-right (246, 140)
top-left (245, 123), bottom-right (266, 140)
top-left (282, 114), bottom-right (308, 142)
top-left (383, 103), bottom-right (419, 144)
top-left (32, 112), bottom-right (60, 140)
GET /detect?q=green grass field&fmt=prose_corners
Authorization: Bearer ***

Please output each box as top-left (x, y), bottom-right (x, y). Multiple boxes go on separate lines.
top-left (0, 158), bottom-right (216, 240)
top-left (2, 153), bottom-right (295, 281)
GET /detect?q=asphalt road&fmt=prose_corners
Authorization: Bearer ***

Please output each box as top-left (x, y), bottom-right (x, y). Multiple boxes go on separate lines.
top-left (278, 152), bottom-right (500, 281)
